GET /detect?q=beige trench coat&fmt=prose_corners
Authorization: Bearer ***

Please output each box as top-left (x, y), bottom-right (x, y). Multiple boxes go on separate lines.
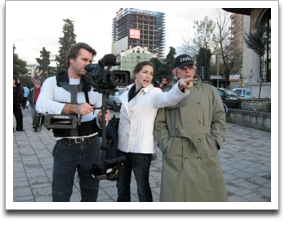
top-left (154, 76), bottom-right (228, 202)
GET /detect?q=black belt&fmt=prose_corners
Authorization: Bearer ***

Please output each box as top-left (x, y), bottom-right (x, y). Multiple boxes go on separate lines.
top-left (60, 134), bottom-right (99, 144)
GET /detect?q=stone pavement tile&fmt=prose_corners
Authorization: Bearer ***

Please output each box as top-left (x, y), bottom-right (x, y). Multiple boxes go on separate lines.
top-left (13, 171), bottom-right (27, 179)
top-left (151, 186), bottom-right (161, 196)
top-left (13, 179), bottom-right (29, 189)
top-left (26, 170), bottom-right (47, 179)
top-left (24, 164), bottom-right (43, 173)
top-left (233, 171), bottom-right (254, 179)
top-left (228, 162), bottom-right (248, 170)
top-left (149, 178), bottom-right (161, 188)
top-left (102, 186), bottom-right (118, 196)
top-left (152, 191), bottom-right (160, 202)
top-left (70, 193), bottom-right (81, 202)
top-left (13, 187), bottom-right (32, 198)
top-left (108, 194), bottom-right (118, 202)
top-left (28, 176), bottom-right (51, 186)
top-left (97, 193), bottom-right (114, 202)
top-left (35, 195), bottom-right (52, 202)
top-left (236, 180), bottom-right (261, 190)
top-left (244, 167), bottom-right (262, 174)
top-left (31, 186), bottom-right (52, 201)
top-left (254, 187), bottom-right (271, 198)
top-left (14, 195), bottom-right (34, 202)
top-left (221, 164), bottom-right (236, 171)
top-left (256, 165), bottom-right (271, 172)
top-left (262, 182), bottom-right (271, 189)
top-left (237, 159), bottom-right (258, 166)
top-left (131, 193), bottom-right (139, 202)
top-left (260, 173), bottom-right (270, 180)
top-left (232, 188), bottom-right (253, 196)
top-left (242, 192), bottom-right (270, 202)
top-left (223, 173), bottom-right (238, 181)
top-left (228, 195), bottom-right (251, 202)
top-left (13, 166), bottom-right (25, 173)
top-left (23, 159), bottom-right (40, 166)
top-left (248, 176), bottom-right (270, 185)
top-left (225, 182), bottom-right (244, 193)
top-left (224, 168), bottom-right (241, 175)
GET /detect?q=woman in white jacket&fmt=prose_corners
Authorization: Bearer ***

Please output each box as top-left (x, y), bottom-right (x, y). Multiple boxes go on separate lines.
top-left (117, 61), bottom-right (195, 202)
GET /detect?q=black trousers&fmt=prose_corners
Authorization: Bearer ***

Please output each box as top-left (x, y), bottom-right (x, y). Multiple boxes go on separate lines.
top-left (13, 106), bottom-right (23, 131)
top-left (22, 97), bottom-right (28, 109)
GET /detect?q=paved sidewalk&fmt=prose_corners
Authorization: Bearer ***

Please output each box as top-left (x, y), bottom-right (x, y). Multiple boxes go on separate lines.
top-left (13, 108), bottom-right (272, 202)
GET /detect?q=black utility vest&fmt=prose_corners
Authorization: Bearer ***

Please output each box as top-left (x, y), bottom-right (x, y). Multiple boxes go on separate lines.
top-left (53, 71), bottom-right (101, 137)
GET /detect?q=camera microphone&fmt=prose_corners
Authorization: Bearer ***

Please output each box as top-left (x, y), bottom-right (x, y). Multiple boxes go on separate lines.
top-left (99, 54), bottom-right (117, 66)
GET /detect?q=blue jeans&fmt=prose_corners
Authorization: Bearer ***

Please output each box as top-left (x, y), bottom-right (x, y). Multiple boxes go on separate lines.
top-left (117, 151), bottom-right (153, 202)
top-left (52, 135), bottom-right (101, 202)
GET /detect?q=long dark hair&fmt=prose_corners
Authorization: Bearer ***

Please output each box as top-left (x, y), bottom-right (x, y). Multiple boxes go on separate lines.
top-left (133, 61), bottom-right (155, 79)
top-left (65, 42), bottom-right (97, 68)
top-left (13, 75), bottom-right (18, 85)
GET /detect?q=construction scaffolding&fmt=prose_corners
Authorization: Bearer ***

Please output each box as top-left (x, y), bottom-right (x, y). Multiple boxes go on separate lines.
top-left (112, 8), bottom-right (165, 59)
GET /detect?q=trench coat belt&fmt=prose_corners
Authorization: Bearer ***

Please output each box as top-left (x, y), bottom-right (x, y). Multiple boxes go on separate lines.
top-left (168, 126), bottom-right (211, 138)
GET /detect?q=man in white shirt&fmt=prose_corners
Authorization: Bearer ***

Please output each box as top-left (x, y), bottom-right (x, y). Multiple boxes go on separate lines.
top-left (36, 43), bottom-right (109, 202)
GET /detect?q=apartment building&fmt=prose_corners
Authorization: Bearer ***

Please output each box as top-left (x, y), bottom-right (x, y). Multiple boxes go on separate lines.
top-left (112, 8), bottom-right (165, 59)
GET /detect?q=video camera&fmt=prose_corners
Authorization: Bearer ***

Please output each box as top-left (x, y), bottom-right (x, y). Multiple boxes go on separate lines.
top-left (84, 54), bottom-right (130, 92)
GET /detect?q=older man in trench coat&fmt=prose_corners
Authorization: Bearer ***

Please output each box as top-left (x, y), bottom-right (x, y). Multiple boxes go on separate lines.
top-left (154, 54), bottom-right (228, 202)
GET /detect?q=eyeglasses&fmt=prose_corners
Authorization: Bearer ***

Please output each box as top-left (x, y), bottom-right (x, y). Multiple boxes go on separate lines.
top-left (180, 65), bottom-right (194, 70)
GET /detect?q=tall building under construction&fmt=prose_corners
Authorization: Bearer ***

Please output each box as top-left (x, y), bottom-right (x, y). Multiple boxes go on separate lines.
top-left (112, 8), bottom-right (165, 59)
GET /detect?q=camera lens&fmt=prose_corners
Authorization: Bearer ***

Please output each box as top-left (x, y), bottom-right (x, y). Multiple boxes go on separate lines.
top-left (113, 74), bottom-right (122, 83)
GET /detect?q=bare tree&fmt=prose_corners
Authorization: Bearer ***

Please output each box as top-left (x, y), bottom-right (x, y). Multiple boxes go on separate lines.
top-left (213, 8), bottom-right (243, 85)
top-left (178, 9), bottom-right (243, 86)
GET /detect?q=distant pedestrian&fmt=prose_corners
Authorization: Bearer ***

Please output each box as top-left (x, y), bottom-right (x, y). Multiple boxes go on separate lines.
top-left (151, 80), bottom-right (160, 88)
top-left (160, 77), bottom-right (171, 92)
top-left (28, 80), bottom-right (42, 132)
top-left (22, 83), bottom-right (29, 109)
top-left (13, 76), bottom-right (24, 132)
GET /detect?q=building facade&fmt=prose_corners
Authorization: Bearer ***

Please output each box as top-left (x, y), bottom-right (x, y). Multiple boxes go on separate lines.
top-left (223, 8), bottom-right (271, 98)
top-left (112, 8), bottom-right (165, 59)
top-left (115, 46), bottom-right (156, 78)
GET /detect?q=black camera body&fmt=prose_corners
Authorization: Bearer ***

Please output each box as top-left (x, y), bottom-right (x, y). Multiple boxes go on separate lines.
top-left (91, 156), bottom-right (126, 181)
top-left (84, 54), bottom-right (130, 92)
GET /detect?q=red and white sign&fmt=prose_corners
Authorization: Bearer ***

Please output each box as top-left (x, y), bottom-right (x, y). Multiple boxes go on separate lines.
top-left (229, 75), bottom-right (240, 81)
top-left (130, 29), bottom-right (140, 39)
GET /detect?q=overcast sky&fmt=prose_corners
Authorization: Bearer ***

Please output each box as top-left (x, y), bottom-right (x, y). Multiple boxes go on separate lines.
top-left (7, 1), bottom-right (276, 66)
top-left (6, 1), bottom-right (225, 65)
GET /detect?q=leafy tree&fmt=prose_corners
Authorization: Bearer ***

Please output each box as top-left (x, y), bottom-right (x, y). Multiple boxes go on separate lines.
top-left (149, 57), bottom-right (162, 77)
top-left (55, 18), bottom-right (77, 72)
top-left (36, 47), bottom-right (55, 81)
top-left (17, 75), bottom-right (34, 89)
top-left (13, 45), bottom-right (28, 76)
top-left (244, 22), bottom-right (271, 97)
top-left (193, 16), bottom-right (216, 50)
top-left (196, 48), bottom-right (211, 81)
top-left (150, 47), bottom-right (177, 82)
top-left (244, 22), bottom-right (270, 58)
top-left (179, 16), bottom-right (216, 57)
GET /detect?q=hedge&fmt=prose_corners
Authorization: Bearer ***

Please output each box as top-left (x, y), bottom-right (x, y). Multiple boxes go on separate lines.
top-left (223, 100), bottom-right (241, 109)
